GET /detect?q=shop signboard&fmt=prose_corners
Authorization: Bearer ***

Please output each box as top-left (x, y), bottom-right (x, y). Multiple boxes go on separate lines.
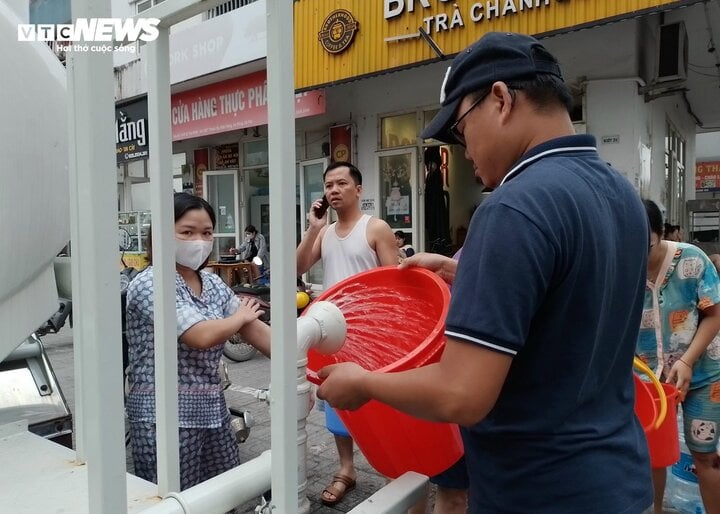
top-left (330, 124), bottom-right (353, 163)
top-left (169, 0), bottom-right (266, 84)
top-left (116, 98), bottom-right (148, 164)
top-left (696, 161), bottom-right (720, 192)
top-left (214, 143), bottom-right (239, 169)
top-left (293, 0), bottom-right (702, 90)
top-left (170, 70), bottom-right (325, 141)
top-left (194, 148), bottom-right (209, 197)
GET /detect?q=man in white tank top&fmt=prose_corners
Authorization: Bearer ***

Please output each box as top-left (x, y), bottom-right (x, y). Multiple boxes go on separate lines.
top-left (296, 162), bottom-right (397, 506)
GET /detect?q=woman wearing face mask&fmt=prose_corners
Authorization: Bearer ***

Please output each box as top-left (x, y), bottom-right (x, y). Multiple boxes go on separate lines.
top-left (231, 225), bottom-right (269, 269)
top-left (125, 192), bottom-right (271, 489)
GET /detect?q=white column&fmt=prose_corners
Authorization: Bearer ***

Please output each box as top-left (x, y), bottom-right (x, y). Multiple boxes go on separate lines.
top-left (266, 0), bottom-right (300, 511)
top-left (146, 26), bottom-right (181, 494)
top-left (68, 0), bottom-right (128, 511)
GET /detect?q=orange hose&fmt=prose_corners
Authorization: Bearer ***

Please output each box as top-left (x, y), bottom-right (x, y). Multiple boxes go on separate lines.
top-left (633, 357), bottom-right (667, 430)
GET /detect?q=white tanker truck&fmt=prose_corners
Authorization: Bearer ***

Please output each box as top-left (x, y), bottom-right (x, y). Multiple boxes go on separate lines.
top-left (0, 1), bottom-right (74, 447)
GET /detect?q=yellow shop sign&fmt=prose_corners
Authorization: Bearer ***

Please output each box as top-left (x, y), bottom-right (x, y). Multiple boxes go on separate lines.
top-left (294, 0), bottom-right (698, 90)
top-left (385, 0), bottom-right (553, 34)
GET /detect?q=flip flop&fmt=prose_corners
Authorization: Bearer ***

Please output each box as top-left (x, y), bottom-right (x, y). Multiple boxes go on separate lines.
top-left (320, 474), bottom-right (357, 506)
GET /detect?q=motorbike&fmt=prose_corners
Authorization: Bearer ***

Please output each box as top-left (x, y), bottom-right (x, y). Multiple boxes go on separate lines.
top-left (223, 256), bottom-right (270, 362)
top-left (222, 258), bottom-right (315, 363)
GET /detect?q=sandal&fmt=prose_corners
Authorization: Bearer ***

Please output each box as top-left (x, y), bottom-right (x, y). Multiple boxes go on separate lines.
top-left (320, 474), bottom-right (357, 506)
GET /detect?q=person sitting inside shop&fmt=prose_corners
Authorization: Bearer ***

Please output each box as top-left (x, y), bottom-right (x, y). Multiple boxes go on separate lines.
top-left (395, 230), bottom-right (415, 261)
top-left (230, 225), bottom-right (268, 268)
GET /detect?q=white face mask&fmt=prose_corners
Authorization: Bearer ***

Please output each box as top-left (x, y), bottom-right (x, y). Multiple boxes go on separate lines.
top-left (175, 239), bottom-right (213, 270)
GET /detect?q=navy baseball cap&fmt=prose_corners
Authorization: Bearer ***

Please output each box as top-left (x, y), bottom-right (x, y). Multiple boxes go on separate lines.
top-left (421, 32), bottom-right (564, 144)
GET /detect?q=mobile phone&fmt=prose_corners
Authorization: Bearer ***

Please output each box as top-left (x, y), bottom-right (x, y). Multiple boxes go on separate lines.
top-left (314, 195), bottom-right (330, 218)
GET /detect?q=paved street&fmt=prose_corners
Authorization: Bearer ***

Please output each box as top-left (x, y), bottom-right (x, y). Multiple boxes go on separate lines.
top-left (40, 326), bottom-right (683, 514)
top-left (40, 326), bottom-right (392, 513)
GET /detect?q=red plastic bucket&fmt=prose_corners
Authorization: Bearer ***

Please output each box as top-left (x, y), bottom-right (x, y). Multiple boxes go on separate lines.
top-left (646, 383), bottom-right (680, 468)
top-left (634, 374), bottom-right (657, 434)
top-left (306, 266), bottom-right (464, 479)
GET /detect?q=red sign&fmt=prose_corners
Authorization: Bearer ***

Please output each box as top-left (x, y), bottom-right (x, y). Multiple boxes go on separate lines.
top-left (171, 70), bottom-right (325, 141)
top-left (696, 161), bottom-right (720, 192)
top-left (194, 148), bottom-right (209, 197)
top-left (330, 124), bottom-right (352, 163)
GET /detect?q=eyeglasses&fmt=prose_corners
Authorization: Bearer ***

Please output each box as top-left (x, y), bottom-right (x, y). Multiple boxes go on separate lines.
top-left (449, 89), bottom-right (491, 146)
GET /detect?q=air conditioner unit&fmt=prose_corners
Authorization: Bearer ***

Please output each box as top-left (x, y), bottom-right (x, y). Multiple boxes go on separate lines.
top-left (656, 22), bottom-right (688, 82)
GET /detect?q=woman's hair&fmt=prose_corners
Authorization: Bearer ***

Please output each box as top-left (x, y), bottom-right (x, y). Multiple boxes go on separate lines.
top-left (643, 199), bottom-right (664, 237)
top-left (174, 192), bottom-right (216, 227)
top-left (394, 230), bottom-right (406, 243)
top-left (245, 224), bottom-right (257, 234)
top-left (146, 193), bottom-right (216, 265)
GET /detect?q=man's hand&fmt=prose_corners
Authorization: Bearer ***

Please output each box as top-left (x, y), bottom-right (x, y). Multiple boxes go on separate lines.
top-left (317, 362), bottom-right (372, 410)
top-left (308, 198), bottom-right (328, 229)
top-left (399, 252), bottom-right (458, 284)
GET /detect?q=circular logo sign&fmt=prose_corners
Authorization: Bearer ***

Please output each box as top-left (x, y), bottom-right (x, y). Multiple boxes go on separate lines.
top-left (333, 144), bottom-right (349, 162)
top-left (318, 9), bottom-right (359, 54)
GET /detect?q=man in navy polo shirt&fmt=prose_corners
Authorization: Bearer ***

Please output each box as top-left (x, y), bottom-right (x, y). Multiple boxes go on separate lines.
top-left (318, 31), bottom-right (652, 513)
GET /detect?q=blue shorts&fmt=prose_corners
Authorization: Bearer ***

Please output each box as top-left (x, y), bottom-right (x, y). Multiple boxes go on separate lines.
top-left (429, 455), bottom-right (468, 490)
top-left (325, 406), bottom-right (351, 437)
top-left (682, 382), bottom-right (720, 453)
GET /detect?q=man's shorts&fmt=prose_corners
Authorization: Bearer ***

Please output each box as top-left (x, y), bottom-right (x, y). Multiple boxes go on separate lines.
top-left (429, 455), bottom-right (468, 490)
top-left (682, 382), bottom-right (720, 453)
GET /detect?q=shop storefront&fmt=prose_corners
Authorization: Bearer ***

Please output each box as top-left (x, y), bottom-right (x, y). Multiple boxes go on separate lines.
top-left (169, 69), bottom-right (327, 260)
top-left (116, 97), bottom-right (152, 269)
top-left (293, 0), bottom-right (713, 253)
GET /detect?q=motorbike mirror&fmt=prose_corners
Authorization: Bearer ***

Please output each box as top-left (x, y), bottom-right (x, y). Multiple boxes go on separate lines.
top-left (118, 228), bottom-right (132, 252)
top-left (252, 256), bottom-right (263, 267)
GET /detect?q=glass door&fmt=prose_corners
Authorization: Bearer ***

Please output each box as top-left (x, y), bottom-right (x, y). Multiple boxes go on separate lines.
top-left (203, 169), bottom-right (239, 260)
top-left (378, 148), bottom-right (417, 251)
top-left (299, 157), bottom-right (329, 286)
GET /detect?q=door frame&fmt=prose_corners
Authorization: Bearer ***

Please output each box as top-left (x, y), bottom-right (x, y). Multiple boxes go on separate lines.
top-left (298, 157), bottom-right (330, 287)
top-left (376, 147), bottom-right (418, 251)
top-left (203, 169), bottom-right (240, 257)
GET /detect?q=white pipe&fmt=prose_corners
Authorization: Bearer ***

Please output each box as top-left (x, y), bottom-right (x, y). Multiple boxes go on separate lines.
top-left (146, 25), bottom-right (181, 494)
top-left (266, 0), bottom-right (299, 511)
top-left (68, 0), bottom-right (128, 511)
top-left (348, 472), bottom-right (429, 514)
top-left (141, 451), bottom-right (272, 514)
top-left (293, 301), bottom-right (346, 512)
top-left (580, 76), bottom-right (647, 88)
top-left (139, 302), bottom-right (346, 513)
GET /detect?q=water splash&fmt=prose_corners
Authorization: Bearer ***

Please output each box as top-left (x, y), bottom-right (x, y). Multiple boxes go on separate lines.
top-left (320, 283), bottom-right (444, 371)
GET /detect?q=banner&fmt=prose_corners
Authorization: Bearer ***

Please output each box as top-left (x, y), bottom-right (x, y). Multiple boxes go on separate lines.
top-left (329, 124), bottom-right (352, 163)
top-left (696, 161), bottom-right (720, 192)
top-left (171, 70), bottom-right (325, 141)
top-left (214, 143), bottom-right (239, 169)
top-left (116, 98), bottom-right (148, 164)
top-left (194, 148), bottom-right (209, 197)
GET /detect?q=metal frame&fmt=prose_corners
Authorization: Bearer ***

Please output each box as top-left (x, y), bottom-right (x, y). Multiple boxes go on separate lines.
top-left (63, 0), bottom-right (426, 511)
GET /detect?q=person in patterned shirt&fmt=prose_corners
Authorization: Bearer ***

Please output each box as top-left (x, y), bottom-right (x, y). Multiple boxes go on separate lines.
top-left (125, 192), bottom-right (270, 489)
top-left (638, 199), bottom-right (720, 514)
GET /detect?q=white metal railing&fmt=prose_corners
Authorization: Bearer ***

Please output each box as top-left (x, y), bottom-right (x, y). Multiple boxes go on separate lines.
top-left (205, 0), bottom-right (257, 19)
top-left (45, 40), bottom-right (67, 64)
top-left (65, 0), bottom-right (428, 511)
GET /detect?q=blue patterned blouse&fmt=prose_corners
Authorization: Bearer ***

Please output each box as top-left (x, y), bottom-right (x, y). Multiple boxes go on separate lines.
top-left (125, 266), bottom-right (240, 428)
top-left (636, 242), bottom-right (720, 389)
